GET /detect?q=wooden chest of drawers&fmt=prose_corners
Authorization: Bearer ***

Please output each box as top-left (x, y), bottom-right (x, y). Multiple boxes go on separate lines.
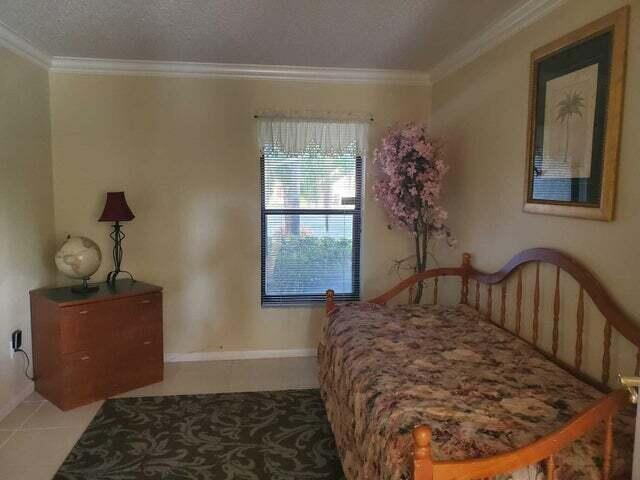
top-left (30, 280), bottom-right (163, 410)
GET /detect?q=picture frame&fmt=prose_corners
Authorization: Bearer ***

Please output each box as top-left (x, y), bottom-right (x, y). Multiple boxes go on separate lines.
top-left (523, 7), bottom-right (629, 221)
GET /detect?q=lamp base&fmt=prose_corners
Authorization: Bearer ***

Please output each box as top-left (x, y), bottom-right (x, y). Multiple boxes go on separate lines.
top-left (106, 270), bottom-right (135, 286)
top-left (106, 222), bottom-right (136, 288)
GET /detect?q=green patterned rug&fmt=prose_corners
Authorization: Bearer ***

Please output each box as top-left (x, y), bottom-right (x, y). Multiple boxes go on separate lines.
top-left (55, 389), bottom-right (345, 480)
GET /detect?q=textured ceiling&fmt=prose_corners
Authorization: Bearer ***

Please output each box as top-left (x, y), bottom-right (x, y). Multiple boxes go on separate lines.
top-left (0, 0), bottom-right (525, 70)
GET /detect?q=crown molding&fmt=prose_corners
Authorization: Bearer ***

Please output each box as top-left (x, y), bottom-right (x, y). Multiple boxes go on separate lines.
top-left (429, 0), bottom-right (568, 83)
top-left (0, 20), bottom-right (50, 69)
top-left (50, 56), bottom-right (431, 86)
top-left (2, 0), bottom-right (568, 84)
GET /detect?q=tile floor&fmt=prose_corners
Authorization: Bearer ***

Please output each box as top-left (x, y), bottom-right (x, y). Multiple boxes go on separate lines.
top-left (0, 357), bottom-right (319, 480)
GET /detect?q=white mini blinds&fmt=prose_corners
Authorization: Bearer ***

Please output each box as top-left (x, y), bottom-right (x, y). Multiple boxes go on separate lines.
top-left (258, 117), bottom-right (367, 306)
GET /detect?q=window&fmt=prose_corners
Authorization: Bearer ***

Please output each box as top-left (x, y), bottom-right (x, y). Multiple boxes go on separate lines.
top-left (258, 118), bottom-right (367, 306)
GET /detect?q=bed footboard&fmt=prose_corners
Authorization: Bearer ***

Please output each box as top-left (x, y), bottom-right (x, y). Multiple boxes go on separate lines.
top-left (412, 389), bottom-right (628, 480)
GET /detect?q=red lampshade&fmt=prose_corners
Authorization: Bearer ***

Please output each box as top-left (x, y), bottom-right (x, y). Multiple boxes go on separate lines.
top-left (98, 192), bottom-right (135, 222)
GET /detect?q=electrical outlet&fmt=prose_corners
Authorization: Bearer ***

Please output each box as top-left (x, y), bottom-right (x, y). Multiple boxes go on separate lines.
top-left (10, 329), bottom-right (22, 358)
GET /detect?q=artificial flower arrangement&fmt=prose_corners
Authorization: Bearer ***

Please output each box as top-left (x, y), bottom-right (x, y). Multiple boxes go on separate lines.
top-left (373, 122), bottom-right (453, 303)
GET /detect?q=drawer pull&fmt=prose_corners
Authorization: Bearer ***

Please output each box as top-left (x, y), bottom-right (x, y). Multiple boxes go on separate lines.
top-left (143, 340), bottom-right (153, 345)
top-left (79, 310), bottom-right (89, 315)
top-left (139, 299), bottom-right (152, 304)
top-left (80, 355), bottom-right (90, 361)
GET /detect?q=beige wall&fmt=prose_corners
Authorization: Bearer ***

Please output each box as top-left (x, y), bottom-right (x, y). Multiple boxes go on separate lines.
top-left (0, 47), bottom-right (55, 410)
top-left (432, 0), bottom-right (639, 378)
top-left (49, 75), bottom-right (429, 355)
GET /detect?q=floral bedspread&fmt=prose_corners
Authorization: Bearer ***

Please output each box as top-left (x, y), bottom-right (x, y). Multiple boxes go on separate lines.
top-left (318, 303), bottom-right (634, 480)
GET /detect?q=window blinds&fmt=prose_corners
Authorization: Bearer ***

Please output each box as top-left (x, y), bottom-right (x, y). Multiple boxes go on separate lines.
top-left (258, 117), bottom-right (367, 305)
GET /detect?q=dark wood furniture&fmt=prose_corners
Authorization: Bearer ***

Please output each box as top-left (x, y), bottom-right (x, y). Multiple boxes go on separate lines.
top-left (30, 280), bottom-right (163, 410)
top-left (326, 247), bottom-right (640, 480)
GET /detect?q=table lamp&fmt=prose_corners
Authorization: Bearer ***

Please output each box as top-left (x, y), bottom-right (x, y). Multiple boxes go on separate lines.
top-left (98, 191), bottom-right (135, 285)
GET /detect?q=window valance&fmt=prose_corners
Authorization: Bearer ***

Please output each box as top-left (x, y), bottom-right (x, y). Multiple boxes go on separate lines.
top-left (257, 117), bottom-right (369, 157)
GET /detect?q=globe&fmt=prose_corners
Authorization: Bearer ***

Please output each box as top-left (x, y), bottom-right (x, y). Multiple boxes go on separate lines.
top-left (55, 236), bottom-right (102, 280)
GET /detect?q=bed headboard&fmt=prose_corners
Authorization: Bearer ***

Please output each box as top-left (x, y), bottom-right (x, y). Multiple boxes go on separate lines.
top-left (358, 248), bottom-right (640, 392)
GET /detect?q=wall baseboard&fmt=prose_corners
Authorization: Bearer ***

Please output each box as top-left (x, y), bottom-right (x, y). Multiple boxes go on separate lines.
top-left (0, 381), bottom-right (34, 423)
top-left (165, 348), bottom-right (317, 363)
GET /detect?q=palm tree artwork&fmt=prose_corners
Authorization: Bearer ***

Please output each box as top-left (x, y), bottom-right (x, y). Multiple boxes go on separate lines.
top-left (556, 91), bottom-right (585, 163)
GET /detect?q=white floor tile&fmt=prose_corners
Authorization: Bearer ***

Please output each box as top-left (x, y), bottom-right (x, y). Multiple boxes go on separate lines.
top-left (0, 430), bottom-right (14, 449)
top-left (0, 427), bottom-right (83, 468)
top-left (280, 356), bottom-right (320, 388)
top-left (22, 391), bottom-right (46, 405)
top-left (0, 461), bottom-right (63, 480)
top-left (229, 358), bottom-right (288, 392)
top-left (164, 361), bottom-right (234, 395)
top-left (22, 400), bottom-right (103, 430)
top-left (0, 402), bottom-right (41, 430)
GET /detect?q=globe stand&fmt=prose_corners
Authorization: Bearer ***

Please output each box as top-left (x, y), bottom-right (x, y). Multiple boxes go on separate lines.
top-left (71, 278), bottom-right (99, 294)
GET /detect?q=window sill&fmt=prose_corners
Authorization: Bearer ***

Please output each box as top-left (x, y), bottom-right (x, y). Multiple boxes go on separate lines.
top-left (261, 296), bottom-right (360, 309)
top-left (260, 302), bottom-right (326, 309)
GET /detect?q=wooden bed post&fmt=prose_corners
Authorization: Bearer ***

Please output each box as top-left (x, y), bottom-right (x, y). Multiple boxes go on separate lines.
top-left (326, 289), bottom-right (336, 314)
top-left (413, 426), bottom-right (434, 480)
top-left (460, 253), bottom-right (471, 305)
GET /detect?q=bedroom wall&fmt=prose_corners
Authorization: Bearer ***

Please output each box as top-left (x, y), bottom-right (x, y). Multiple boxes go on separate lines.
top-left (0, 47), bottom-right (55, 414)
top-left (49, 74), bottom-right (429, 357)
top-left (431, 0), bottom-right (640, 381)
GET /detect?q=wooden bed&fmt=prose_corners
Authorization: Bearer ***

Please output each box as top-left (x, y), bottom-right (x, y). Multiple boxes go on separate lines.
top-left (323, 248), bottom-right (639, 480)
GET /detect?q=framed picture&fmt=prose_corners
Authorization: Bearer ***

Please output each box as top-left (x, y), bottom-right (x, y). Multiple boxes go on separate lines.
top-left (524, 7), bottom-right (629, 221)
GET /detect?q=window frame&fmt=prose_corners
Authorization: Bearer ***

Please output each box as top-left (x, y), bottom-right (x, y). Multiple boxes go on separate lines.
top-left (260, 152), bottom-right (363, 307)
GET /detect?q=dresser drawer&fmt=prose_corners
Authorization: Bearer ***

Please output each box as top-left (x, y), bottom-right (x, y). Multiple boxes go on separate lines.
top-left (114, 295), bottom-right (162, 348)
top-left (110, 336), bottom-right (163, 395)
top-left (59, 303), bottom-right (116, 354)
top-left (62, 351), bottom-right (103, 407)
top-left (130, 292), bottom-right (161, 311)
top-left (117, 292), bottom-right (162, 340)
top-left (59, 292), bottom-right (162, 353)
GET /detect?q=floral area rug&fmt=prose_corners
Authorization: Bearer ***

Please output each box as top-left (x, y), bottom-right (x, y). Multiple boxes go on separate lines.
top-left (55, 389), bottom-right (345, 480)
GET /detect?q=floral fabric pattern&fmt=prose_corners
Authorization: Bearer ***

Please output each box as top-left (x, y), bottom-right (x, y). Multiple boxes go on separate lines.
top-left (318, 303), bottom-right (634, 480)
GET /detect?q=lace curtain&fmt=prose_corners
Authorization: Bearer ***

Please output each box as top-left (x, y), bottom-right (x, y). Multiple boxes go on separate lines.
top-left (257, 116), bottom-right (369, 157)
